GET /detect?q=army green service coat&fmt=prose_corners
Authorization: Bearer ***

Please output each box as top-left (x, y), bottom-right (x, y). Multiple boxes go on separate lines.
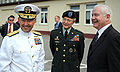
top-left (50, 27), bottom-right (85, 72)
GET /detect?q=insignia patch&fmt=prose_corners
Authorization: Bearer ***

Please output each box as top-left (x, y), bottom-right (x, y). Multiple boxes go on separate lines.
top-left (55, 41), bottom-right (59, 43)
top-left (69, 35), bottom-right (79, 41)
top-left (69, 48), bottom-right (73, 53)
top-left (68, 12), bottom-right (73, 17)
top-left (54, 36), bottom-right (59, 40)
top-left (24, 6), bottom-right (32, 13)
top-left (34, 38), bottom-right (41, 45)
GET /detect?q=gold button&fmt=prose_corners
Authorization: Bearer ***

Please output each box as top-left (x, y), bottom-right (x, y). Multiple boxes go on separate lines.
top-left (31, 46), bottom-right (33, 48)
top-left (73, 45), bottom-right (75, 47)
top-left (32, 55), bottom-right (34, 58)
top-left (56, 48), bottom-right (58, 51)
top-left (64, 44), bottom-right (66, 47)
top-left (63, 60), bottom-right (65, 62)
top-left (63, 49), bottom-right (66, 52)
top-left (63, 54), bottom-right (65, 57)
top-left (72, 32), bottom-right (74, 34)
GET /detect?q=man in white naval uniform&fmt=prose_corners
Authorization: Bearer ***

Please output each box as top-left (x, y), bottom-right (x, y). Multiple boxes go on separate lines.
top-left (0, 4), bottom-right (45, 72)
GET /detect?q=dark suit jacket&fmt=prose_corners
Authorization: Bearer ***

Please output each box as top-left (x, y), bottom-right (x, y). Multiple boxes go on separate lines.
top-left (87, 25), bottom-right (120, 72)
top-left (50, 27), bottom-right (84, 72)
top-left (1, 23), bottom-right (20, 38)
top-left (54, 22), bottom-right (62, 29)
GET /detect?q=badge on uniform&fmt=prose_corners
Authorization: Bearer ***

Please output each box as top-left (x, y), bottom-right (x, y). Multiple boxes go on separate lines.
top-left (34, 38), bottom-right (41, 45)
top-left (69, 35), bottom-right (79, 41)
top-left (69, 48), bottom-right (73, 53)
top-left (55, 36), bottom-right (60, 43)
top-left (54, 36), bottom-right (59, 40)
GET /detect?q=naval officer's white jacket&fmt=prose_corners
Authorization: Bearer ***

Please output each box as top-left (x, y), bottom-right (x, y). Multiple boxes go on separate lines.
top-left (0, 28), bottom-right (45, 72)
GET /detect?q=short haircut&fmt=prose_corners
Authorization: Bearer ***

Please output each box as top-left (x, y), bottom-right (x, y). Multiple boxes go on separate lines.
top-left (94, 4), bottom-right (112, 21)
top-left (55, 15), bottom-right (60, 19)
top-left (8, 15), bottom-right (15, 20)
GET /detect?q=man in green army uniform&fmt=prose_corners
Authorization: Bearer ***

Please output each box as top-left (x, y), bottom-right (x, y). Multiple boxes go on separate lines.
top-left (50, 10), bottom-right (85, 72)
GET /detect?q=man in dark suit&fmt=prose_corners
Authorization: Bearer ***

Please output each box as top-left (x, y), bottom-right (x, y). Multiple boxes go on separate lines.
top-left (54, 15), bottom-right (62, 29)
top-left (87, 5), bottom-right (120, 72)
top-left (50, 10), bottom-right (84, 72)
top-left (1, 15), bottom-right (19, 38)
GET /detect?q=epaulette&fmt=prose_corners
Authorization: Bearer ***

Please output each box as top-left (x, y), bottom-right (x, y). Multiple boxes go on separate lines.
top-left (32, 30), bottom-right (41, 36)
top-left (7, 30), bottom-right (19, 37)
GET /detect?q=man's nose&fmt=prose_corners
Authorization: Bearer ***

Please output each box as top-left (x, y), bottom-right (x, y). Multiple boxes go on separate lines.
top-left (24, 21), bottom-right (29, 25)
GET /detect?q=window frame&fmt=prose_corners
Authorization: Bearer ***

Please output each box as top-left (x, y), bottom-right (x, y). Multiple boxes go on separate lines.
top-left (70, 5), bottom-right (80, 25)
top-left (85, 4), bottom-right (97, 25)
top-left (85, 9), bottom-right (93, 25)
top-left (40, 8), bottom-right (48, 25)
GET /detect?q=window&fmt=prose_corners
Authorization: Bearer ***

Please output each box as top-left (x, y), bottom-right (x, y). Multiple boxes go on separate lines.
top-left (86, 4), bottom-right (97, 25)
top-left (0, 0), bottom-right (34, 5)
top-left (40, 8), bottom-right (48, 24)
top-left (70, 5), bottom-right (80, 25)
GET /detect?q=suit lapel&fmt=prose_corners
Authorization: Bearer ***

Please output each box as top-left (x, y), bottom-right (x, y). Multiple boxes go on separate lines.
top-left (88, 25), bottom-right (113, 57)
top-left (6, 23), bottom-right (8, 34)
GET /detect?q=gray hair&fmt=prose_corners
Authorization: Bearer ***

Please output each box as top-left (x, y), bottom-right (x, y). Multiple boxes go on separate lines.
top-left (94, 4), bottom-right (112, 21)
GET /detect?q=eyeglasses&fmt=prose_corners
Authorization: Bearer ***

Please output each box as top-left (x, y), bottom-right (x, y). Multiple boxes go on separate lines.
top-left (63, 18), bottom-right (73, 22)
top-left (9, 19), bottom-right (14, 21)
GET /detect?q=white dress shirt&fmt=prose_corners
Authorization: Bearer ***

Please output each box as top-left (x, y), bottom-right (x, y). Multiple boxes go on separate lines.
top-left (98, 24), bottom-right (111, 39)
top-left (0, 28), bottom-right (45, 72)
top-left (8, 23), bottom-right (13, 33)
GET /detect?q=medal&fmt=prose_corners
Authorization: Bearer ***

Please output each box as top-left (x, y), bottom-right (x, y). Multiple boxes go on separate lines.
top-left (34, 38), bottom-right (41, 45)
top-left (69, 48), bottom-right (73, 53)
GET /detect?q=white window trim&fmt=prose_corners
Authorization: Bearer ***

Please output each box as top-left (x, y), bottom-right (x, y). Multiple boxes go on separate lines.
top-left (85, 8), bottom-right (93, 25)
top-left (40, 8), bottom-right (48, 25)
top-left (72, 9), bottom-right (80, 25)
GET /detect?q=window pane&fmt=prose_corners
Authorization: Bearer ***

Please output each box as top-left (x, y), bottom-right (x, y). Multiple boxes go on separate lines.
top-left (41, 8), bottom-right (48, 24)
top-left (86, 11), bottom-right (90, 24)
top-left (70, 5), bottom-right (80, 24)
top-left (75, 12), bottom-right (79, 23)
top-left (41, 13), bottom-right (44, 23)
top-left (86, 4), bottom-right (97, 25)
top-left (86, 4), bottom-right (97, 9)
top-left (70, 5), bottom-right (80, 10)
top-left (45, 13), bottom-right (47, 23)
top-left (41, 8), bottom-right (47, 11)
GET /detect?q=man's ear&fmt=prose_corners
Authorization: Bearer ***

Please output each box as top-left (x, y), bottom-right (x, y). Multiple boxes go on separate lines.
top-left (106, 14), bottom-right (110, 19)
top-left (106, 14), bottom-right (110, 22)
top-left (34, 18), bottom-right (36, 23)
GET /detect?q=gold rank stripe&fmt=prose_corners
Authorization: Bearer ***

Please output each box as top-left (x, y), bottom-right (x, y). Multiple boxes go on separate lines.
top-left (7, 30), bottom-right (19, 37)
top-left (32, 30), bottom-right (41, 36)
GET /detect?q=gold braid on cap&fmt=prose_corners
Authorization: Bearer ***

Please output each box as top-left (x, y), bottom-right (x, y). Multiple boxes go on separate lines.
top-left (18, 13), bottom-right (36, 19)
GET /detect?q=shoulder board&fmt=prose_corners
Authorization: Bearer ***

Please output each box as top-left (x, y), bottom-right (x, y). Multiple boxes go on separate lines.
top-left (7, 30), bottom-right (19, 37)
top-left (32, 30), bottom-right (41, 36)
